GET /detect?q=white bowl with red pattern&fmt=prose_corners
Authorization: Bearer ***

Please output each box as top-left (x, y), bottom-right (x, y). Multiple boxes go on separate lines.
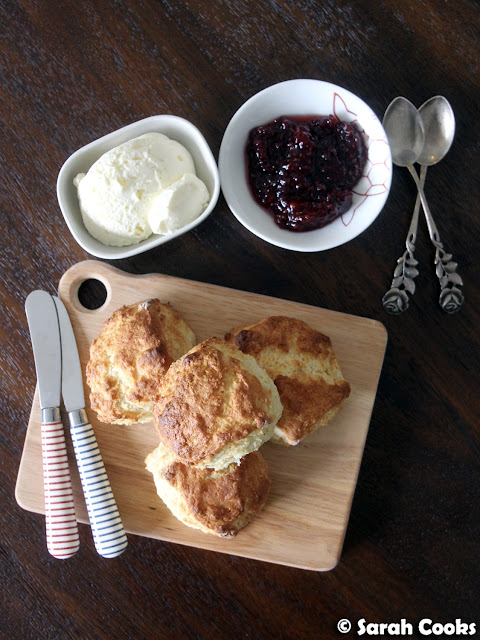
top-left (219, 79), bottom-right (392, 252)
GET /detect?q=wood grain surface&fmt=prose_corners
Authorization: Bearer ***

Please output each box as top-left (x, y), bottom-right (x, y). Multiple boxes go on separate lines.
top-left (1, 1), bottom-right (480, 639)
top-left (16, 261), bottom-right (387, 571)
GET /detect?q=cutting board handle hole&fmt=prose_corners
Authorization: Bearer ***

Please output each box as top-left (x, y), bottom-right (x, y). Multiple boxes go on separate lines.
top-left (77, 278), bottom-right (108, 310)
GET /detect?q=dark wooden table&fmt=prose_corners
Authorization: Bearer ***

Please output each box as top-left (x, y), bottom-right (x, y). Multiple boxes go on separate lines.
top-left (1, 1), bottom-right (479, 638)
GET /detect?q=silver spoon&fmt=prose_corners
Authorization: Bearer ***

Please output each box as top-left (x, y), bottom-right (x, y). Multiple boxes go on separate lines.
top-left (416, 96), bottom-right (463, 313)
top-left (382, 97), bottom-right (464, 313)
top-left (382, 97), bottom-right (424, 314)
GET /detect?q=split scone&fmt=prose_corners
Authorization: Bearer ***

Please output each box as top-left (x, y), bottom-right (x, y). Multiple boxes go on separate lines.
top-left (86, 299), bottom-right (196, 425)
top-left (152, 338), bottom-right (283, 470)
top-left (145, 442), bottom-right (271, 538)
top-left (225, 316), bottom-right (350, 446)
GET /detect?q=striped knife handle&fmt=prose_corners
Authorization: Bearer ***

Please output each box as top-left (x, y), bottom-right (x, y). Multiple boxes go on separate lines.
top-left (41, 408), bottom-right (80, 559)
top-left (68, 409), bottom-right (128, 558)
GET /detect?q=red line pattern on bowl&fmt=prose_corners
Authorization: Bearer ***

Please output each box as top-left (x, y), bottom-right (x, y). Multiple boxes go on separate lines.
top-left (332, 93), bottom-right (391, 226)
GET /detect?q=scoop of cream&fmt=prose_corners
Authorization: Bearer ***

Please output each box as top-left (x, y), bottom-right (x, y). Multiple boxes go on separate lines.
top-left (74, 132), bottom-right (210, 247)
top-left (148, 173), bottom-right (210, 235)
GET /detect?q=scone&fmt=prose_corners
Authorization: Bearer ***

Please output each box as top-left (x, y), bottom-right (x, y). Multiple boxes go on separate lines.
top-left (145, 442), bottom-right (271, 538)
top-left (225, 316), bottom-right (350, 446)
top-left (86, 299), bottom-right (196, 425)
top-left (152, 337), bottom-right (283, 470)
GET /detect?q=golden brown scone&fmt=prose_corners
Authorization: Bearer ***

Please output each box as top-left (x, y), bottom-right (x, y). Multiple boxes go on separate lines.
top-left (153, 337), bottom-right (283, 470)
top-left (86, 299), bottom-right (196, 425)
top-left (225, 316), bottom-right (350, 446)
top-left (145, 442), bottom-right (271, 538)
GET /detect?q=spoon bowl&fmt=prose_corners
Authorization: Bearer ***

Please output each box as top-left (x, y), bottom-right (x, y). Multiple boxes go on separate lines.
top-left (418, 96), bottom-right (455, 167)
top-left (383, 96), bottom-right (425, 167)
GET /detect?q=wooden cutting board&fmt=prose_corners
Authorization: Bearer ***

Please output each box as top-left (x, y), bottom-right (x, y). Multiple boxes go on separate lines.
top-left (16, 260), bottom-right (387, 571)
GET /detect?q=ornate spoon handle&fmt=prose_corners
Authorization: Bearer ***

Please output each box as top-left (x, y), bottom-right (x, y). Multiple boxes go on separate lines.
top-left (408, 165), bottom-right (464, 313)
top-left (382, 178), bottom-right (422, 314)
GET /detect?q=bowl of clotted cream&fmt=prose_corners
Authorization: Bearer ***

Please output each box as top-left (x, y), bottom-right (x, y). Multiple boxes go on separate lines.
top-left (57, 115), bottom-right (220, 259)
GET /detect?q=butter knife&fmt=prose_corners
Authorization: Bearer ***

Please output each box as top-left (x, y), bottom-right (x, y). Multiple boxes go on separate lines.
top-left (53, 296), bottom-right (128, 558)
top-left (25, 290), bottom-right (80, 559)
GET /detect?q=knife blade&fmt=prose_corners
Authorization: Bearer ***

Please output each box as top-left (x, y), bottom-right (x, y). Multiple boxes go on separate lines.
top-left (53, 296), bottom-right (128, 558)
top-left (25, 290), bottom-right (80, 559)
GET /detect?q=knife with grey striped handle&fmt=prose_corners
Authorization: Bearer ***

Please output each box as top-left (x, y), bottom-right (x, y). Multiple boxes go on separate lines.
top-left (53, 296), bottom-right (128, 558)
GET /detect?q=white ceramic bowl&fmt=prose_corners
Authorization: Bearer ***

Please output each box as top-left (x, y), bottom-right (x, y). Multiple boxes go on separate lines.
top-left (57, 115), bottom-right (220, 259)
top-left (219, 79), bottom-right (392, 252)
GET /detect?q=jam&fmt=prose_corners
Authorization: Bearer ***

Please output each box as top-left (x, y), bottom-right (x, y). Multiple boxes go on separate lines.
top-left (246, 115), bottom-right (367, 232)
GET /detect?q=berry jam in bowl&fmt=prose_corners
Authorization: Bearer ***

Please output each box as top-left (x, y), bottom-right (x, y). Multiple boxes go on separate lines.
top-left (219, 80), bottom-right (392, 252)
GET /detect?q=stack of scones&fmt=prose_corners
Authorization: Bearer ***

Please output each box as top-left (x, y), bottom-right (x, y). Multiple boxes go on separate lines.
top-left (87, 300), bottom-right (350, 538)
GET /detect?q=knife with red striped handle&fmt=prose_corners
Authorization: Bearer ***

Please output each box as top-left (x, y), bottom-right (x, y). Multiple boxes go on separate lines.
top-left (53, 296), bottom-right (128, 558)
top-left (25, 291), bottom-right (80, 559)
